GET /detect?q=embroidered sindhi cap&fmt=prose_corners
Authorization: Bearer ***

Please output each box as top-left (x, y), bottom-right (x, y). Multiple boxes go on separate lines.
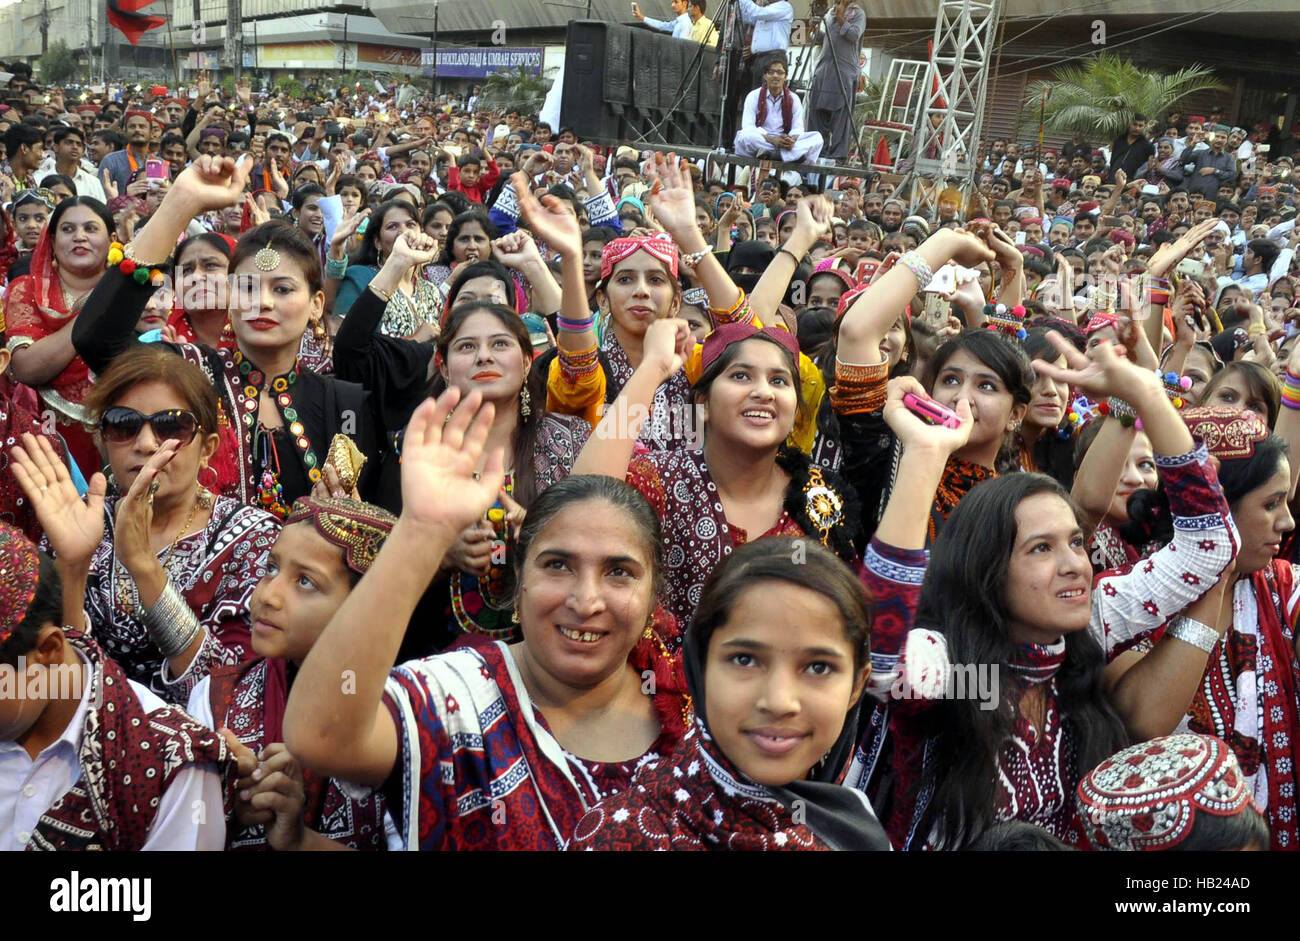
top-left (1181, 405), bottom-right (1269, 461)
top-left (0, 522), bottom-right (41, 645)
top-left (285, 497), bottom-right (397, 576)
top-left (700, 322), bottom-right (800, 374)
top-left (1078, 733), bottom-right (1256, 851)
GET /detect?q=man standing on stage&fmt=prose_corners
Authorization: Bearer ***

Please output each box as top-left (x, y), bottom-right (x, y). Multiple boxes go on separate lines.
top-left (738, 0), bottom-right (794, 88)
top-left (809, 0), bottom-right (866, 162)
top-left (633, 0), bottom-right (693, 39)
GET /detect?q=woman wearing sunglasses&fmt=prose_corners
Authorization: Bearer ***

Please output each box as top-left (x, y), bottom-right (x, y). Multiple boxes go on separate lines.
top-left (72, 154), bottom-right (379, 514)
top-left (11, 344), bottom-right (279, 705)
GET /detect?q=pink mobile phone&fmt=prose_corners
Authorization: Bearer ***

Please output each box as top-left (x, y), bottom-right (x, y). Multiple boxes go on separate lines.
top-left (145, 157), bottom-right (170, 187)
top-left (903, 392), bottom-right (961, 429)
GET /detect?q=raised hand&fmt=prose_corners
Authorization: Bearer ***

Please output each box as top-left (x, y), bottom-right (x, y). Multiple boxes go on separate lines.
top-left (399, 388), bottom-right (505, 541)
top-left (644, 152), bottom-right (703, 244)
top-left (170, 154), bottom-right (255, 215)
top-left (491, 229), bottom-right (542, 271)
top-left (641, 317), bottom-right (692, 382)
top-left (112, 439), bottom-right (183, 575)
top-left (1030, 331), bottom-right (1159, 404)
top-left (101, 168), bottom-right (119, 201)
top-left (935, 227), bottom-right (996, 268)
top-left (882, 376), bottom-right (974, 454)
top-left (513, 170), bottom-right (581, 257)
top-left (383, 229), bottom-right (439, 274)
top-left (10, 433), bottom-right (106, 568)
top-left (329, 207), bottom-right (369, 250)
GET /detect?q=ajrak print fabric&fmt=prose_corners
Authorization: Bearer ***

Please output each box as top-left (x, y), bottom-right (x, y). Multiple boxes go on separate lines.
top-left (1105, 562), bottom-right (1300, 850)
top-left (27, 632), bottom-right (228, 852)
top-left (206, 658), bottom-right (388, 851)
top-left (570, 723), bottom-right (836, 851)
top-left (601, 327), bottom-right (699, 453)
top-left (379, 637), bottom-right (689, 850)
top-left (78, 495), bottom-right (279, 703)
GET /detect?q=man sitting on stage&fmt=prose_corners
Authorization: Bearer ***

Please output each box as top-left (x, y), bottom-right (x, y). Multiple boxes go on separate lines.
top-left (734, 60), bottom-right (824, 164)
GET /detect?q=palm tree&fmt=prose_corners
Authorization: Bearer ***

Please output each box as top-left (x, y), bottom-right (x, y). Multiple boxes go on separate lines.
top-left (1020, 53), bottom-right (1226, 141)
top-left (477, 67), bottom-right (553, 115)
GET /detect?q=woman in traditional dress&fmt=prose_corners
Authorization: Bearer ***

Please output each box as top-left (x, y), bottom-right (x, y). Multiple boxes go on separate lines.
top-left (188, 496), bottom-right (399, 851)
top-left (423, 210), bottom-right (497, 289)
top-left (6, 196), bottom-right (115, 476)
top-left (833, 226), bottom-right (1035, 544)
top-left (166, 231), bottom-right (237, 349)
top-left (571, 537), bottom-right (891, 851)
top-left (573, 315), bottom-right (861, 634)
top-left (849, 337), bottom-right (1237, 849)
top-left (283, 392), bottom-right (691, 850)
top-left (1099, 405), bottom-right (1300, 850)
top-left (11, 346), bottom-right (279, 704)
top-left (329, 200), bottom-right (442, 337)
top-left (72, 154), bottom-right (379, 515)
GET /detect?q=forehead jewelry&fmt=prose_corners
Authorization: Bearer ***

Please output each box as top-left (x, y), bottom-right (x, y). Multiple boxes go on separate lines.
top-left (254, 242), bottom-right (281, 272)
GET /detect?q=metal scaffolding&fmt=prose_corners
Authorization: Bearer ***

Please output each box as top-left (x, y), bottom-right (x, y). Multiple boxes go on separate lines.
top-left (902, 0), bottom-right (1003, 217)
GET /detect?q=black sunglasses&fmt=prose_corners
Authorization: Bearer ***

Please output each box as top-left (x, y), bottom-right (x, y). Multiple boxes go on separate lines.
top-left (99, 407), bottom-right (199, 446)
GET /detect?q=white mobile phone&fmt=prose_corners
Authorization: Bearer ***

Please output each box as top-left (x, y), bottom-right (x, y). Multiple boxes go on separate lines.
top-left (923, 265), bottom-right (956, 296)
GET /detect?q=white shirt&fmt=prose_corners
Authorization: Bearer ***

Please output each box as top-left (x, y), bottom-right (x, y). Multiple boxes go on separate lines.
top-left (738, 0), bottom-right (794, 54)
top-left (742, 86), bottom-right (806, 137)
top-left (0, 650), bottom-right (224, 851)
top-left (644, 12), bottom-right (692, 39)
top-left (36, 158), bottom-right (107, 202)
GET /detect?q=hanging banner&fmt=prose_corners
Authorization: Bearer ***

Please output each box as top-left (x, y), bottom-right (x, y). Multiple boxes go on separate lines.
top-left (433, 47), bottom-right (543, 79)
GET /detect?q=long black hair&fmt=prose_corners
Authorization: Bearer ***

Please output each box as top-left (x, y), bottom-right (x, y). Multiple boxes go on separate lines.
top-left (355, 199), bottom-right (420, 268)
top-left (915, 472), bottom-right (1128, 848)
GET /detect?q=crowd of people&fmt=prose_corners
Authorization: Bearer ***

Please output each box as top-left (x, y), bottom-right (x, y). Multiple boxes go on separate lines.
top-left (0, 50), bottom-right (1298, 854)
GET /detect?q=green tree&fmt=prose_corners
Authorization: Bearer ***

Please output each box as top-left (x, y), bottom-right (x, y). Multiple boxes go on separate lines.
top-left (38, 39), bottom-right (80, 85)
top-left (1020, 53), bottom-right (1226, 141)
top-left (477, 66), bottom-right (552, 115)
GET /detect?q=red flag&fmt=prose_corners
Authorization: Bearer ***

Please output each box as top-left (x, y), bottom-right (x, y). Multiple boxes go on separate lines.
top-left (873, 135), bottom-right (892, 168)
top-left (107, 0), bottom-right (168, 46)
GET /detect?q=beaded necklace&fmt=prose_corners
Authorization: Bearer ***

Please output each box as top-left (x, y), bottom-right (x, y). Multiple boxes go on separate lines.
top-left (450, 472), bottom-right (516, 640)
top-left (233, 350), bottom-right (322, 519)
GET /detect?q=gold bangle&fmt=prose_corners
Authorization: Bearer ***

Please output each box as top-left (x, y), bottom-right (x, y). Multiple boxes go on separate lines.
top-left (368, 281), bottom-right (393, 303)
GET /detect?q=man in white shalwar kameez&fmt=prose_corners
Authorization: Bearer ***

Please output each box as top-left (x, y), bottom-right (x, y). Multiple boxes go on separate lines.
top-left (734, 60), bottom-right (824, 164)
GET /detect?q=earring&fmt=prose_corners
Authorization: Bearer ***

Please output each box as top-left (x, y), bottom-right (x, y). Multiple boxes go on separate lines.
top-left (519, 383), bottom-right (531, 419)
top-left (510, 608), bottom-right (520, 624)
top-left (312, 315), bottom-right (327, 341)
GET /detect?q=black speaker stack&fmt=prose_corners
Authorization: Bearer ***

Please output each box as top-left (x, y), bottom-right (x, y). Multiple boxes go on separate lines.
top-left (560, 20), bottom-right (723, 148)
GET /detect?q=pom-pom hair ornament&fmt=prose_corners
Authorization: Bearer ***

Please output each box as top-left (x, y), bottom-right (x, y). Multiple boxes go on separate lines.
top-left (982, 303), bottom-right (1028, 340)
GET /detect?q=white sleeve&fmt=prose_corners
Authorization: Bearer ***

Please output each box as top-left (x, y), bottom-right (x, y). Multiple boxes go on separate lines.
top-left (1271, 247), bottom-right (1295, 283)
top-left (185, 676), bottom-right (216, 730)
top-left (141, 762), bottom-right (227, 851)
top-left (749, 0), bottom-right (791, 20)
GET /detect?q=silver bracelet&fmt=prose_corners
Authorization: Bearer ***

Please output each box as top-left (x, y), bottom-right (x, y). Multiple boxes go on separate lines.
top-left (898, 250), bottom-right (934, 289)
top-left (142, 581), bottom-right (204, 657)
top-left (1166, 615), bottom-right (1221, 654)
top-left (679, 247), bottom-right (710, 268)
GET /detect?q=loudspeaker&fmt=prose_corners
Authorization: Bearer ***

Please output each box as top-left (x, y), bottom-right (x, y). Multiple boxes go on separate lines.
top-left (561, 20), bottom-right (721, 148)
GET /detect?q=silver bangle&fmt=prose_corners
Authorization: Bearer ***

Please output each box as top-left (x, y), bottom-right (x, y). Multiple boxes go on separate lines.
top-left (1166, 615), bottom-right (1221, 654)
top-left (142, 581), bottom-right (203, 657)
